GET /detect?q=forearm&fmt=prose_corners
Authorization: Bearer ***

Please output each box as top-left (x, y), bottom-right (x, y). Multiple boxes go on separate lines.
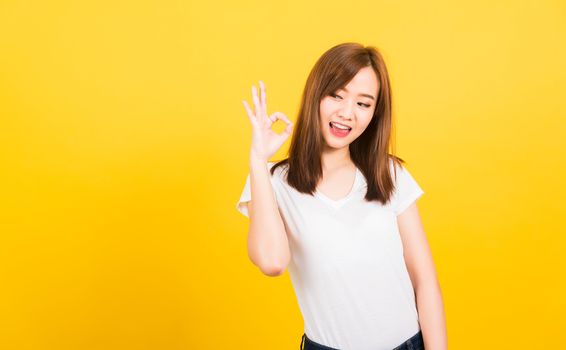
top-left (415, 280), bottom-right (447, 349)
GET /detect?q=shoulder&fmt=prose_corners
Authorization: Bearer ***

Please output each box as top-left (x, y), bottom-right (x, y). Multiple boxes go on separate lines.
top-left (387, 156), bottom-right (420, 190)
top-left (267, 161), bottom-right (289, 181)
top-left (387, 156), bottom-right (405, 180)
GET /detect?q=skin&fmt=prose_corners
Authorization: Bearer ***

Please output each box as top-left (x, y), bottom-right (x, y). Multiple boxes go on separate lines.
top-left (318, 66), bottom-right (448, 349)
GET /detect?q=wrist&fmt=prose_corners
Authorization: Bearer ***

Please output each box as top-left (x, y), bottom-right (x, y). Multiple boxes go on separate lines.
top-left (249, 150), bottom-right (268, 166)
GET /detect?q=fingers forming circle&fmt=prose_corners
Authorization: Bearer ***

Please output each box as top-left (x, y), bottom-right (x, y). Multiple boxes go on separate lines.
top-left (273, 112), bottom-right (292, 125)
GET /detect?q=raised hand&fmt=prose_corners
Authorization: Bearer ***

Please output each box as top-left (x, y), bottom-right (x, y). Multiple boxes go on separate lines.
top-left (242, 80), bottom-right (294, 163)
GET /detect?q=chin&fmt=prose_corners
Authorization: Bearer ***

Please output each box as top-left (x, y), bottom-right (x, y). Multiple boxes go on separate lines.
top-left (324, 136), bottom-right (351, 149)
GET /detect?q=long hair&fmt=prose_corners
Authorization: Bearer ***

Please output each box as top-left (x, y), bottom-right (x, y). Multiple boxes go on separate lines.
top-left (270, 42), bottom-right (405, 205)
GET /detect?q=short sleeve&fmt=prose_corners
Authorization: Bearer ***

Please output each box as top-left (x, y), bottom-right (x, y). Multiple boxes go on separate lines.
top-left (236, 161), bottom-right (277, 218)
top-left (390, 163), bottom-right (425, 216)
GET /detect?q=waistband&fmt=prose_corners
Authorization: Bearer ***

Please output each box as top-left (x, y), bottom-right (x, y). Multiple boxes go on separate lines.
top-left (300, 333), bottom-right (339, 350)
top-left (300, 330), bottom-right (424, 350)
top-left (392, 330), bottom-right (424, 350)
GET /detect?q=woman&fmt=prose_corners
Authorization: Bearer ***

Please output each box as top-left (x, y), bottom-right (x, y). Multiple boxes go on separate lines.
top-left (237, 42), bottom-right (447, 350)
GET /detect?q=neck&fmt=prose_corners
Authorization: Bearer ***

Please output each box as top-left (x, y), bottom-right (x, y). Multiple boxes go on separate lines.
top-left (321, 145), bottom-right (352, 172)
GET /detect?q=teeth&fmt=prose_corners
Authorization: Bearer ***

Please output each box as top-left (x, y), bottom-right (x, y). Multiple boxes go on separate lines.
top-left (331, 122), bottom-right (351, 130)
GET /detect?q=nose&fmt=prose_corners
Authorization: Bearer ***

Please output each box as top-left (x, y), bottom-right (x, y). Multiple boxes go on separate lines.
top-left (339, 99), bottom-right (354, 120)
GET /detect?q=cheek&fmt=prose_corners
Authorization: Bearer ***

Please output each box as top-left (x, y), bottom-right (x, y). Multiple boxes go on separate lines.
top-left (319, 101), bottom-right (332, 118)
top-left (319, 97), bottom-right (342, 113)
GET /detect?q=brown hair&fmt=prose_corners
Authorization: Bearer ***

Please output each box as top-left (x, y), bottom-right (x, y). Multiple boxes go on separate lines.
top-left (270, 42), bottom-right (405, 205)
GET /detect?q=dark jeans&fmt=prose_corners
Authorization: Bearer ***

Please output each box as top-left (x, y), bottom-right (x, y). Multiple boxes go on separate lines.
top-left (300, 330), bottom-right (424, 350)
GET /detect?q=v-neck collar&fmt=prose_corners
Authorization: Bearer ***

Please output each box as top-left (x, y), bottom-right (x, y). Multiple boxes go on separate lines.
top-left (314, 167), bottom-right (361, 210)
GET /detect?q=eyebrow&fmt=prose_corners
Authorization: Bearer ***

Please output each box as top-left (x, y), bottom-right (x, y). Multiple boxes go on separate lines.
top-left (339, 87), bottom-right (375, 101)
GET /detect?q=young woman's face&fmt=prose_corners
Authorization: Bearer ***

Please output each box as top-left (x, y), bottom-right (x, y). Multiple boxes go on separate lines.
top-left (319, 66), bottom-right (379, 150)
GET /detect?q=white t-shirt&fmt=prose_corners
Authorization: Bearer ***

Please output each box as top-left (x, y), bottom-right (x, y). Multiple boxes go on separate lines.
top-left (236, 159), bottom-right (425, 350)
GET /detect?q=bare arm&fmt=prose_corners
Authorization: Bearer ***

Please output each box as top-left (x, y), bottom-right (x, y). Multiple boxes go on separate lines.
top-left (397, 202), bottom-right (447, 350)
top-left (246, 157), bottom-right (290, 277)
top-left (241, 80), bottom-right (294, 277)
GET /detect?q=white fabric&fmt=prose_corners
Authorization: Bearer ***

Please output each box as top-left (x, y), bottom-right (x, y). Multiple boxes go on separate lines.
top-left (236, 159), bottom-right (424, 350)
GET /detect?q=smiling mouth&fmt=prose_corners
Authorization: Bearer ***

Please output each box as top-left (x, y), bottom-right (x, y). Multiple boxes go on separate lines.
top-left (329, 121), bottom-right (352, 131)
top-left (329, 122), bottom-right (352, 137)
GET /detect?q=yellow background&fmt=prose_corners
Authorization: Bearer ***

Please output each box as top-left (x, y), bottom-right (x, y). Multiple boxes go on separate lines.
top-left (1, 0), bottom-right (565, 349)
